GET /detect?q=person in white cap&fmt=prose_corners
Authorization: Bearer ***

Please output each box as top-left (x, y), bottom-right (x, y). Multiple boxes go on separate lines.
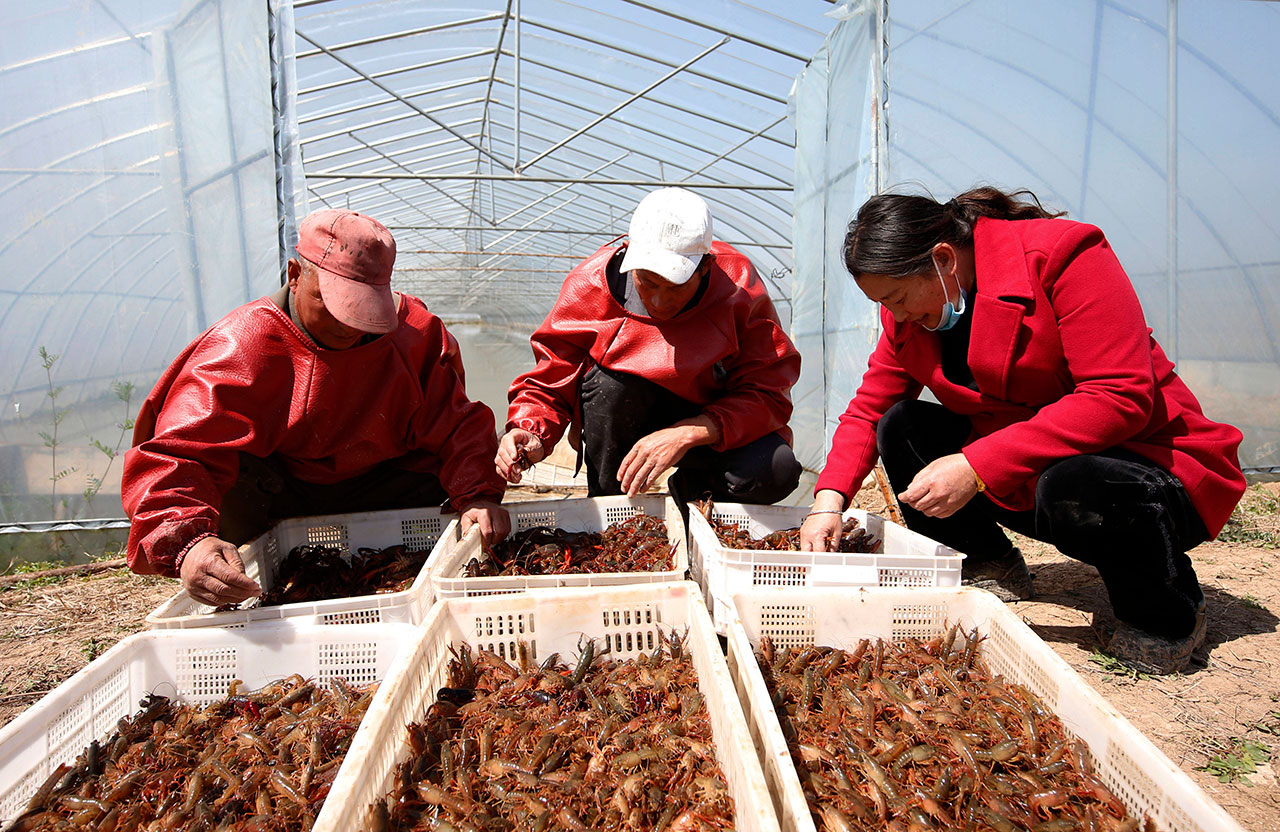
top-left (122, 209), bottom-right (510, 606)
top-left (498, 188), bottom-right (802, 504)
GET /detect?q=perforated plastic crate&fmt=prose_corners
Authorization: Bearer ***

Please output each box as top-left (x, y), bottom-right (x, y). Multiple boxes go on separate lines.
top-left (147, 507), bottom-right (452, 629)
top-left (723, 587), bottom-right (1245, 832)
top-left (687, 503), bottom-right (963, 634)
top-left (0, 621), bottom-right (414, 826)
top-left (314, 581), bottom-right (779, 832)
top-left (430, 495), bottom-right (688, 600)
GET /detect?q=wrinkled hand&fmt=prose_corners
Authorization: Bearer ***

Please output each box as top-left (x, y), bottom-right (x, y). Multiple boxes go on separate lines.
top-left (898, 453), bottom-right (980, 518)
top-left (180, 536), bottom-right (261, 606)
top-left (618, 427), bottom-right (698, 498)
top-left (800, 489), bottom-right (848, 552)
top-left (495, 429), bottom-right (545, 484)
top-left (459, 500), bottom-right (511, 548)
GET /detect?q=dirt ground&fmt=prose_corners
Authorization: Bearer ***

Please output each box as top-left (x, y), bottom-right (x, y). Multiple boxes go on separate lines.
top-left (0, 485), bottom-right (1276, 830)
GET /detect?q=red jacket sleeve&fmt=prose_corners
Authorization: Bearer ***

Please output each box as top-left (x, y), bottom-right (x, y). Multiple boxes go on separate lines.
top-left (815, 310), bottom-right (923, 500)
top-left (701, 290), bottom-right (801, 451)
top-left (505, 292), bottom-right (597, 450)
top-left (122, 331), bottom-right (294, 576)
top-left (962, 226), bottom-right (1157, 497)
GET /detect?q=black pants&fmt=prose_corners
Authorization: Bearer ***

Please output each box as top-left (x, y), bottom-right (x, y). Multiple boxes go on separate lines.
top-left (878, 400), bottom-right (1208, 638)
top-left (219, 455), bottom-right (447, 546)
top-left (579, 364), bottom-right (802, 505)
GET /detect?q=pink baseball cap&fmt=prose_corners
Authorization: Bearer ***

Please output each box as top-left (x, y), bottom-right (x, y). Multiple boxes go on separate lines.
top-left (295, 209), bottom-right (398, 334)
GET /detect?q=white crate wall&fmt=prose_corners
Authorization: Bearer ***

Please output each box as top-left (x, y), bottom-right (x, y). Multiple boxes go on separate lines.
top-left (724, 587), bottom-right (1245, 832)
top-left (0, 622), bottom-right (414, 825)
top-left (688, 502), bottom-right (963, 633)
top-left (147, 507), bottom-right (453, 629)
top-left (314, 582), bottom-right (780, 832)
top-left (430, 495), bottom-right (688, 600)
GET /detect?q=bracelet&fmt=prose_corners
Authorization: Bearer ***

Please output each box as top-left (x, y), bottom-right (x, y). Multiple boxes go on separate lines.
top-left (973, 470), bottom-right (987, 493)
top-left (806, 509), bottom-right (844, 518)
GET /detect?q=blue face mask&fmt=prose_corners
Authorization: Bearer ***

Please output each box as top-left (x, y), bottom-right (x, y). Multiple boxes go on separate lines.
top-left (924, 258), bottom-right (968, 332)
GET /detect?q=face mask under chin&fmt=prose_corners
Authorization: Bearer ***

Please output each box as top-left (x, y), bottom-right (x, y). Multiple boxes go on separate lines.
top-left (924, 258), bottom-right (968, 332)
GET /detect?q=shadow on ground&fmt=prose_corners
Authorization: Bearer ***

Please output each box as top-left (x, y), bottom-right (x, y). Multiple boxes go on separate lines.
top-left (1014, 558), bottom-right (1279, 674)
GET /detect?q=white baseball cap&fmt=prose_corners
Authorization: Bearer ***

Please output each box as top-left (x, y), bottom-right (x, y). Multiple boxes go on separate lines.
top-left (618, 188), bottom-right (713, 286)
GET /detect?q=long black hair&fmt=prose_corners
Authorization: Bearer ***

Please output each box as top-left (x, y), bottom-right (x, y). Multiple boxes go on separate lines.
top-left (842, 186), bottom-right (1066, 278)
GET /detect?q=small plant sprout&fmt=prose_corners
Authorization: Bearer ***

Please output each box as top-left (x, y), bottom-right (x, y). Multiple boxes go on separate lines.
top-left (84, 380), bottom-right (136, 506)
top-left (37, 346), bottom-right (76, 515)
top-left (1196, 738), bottom-right (1271, 785)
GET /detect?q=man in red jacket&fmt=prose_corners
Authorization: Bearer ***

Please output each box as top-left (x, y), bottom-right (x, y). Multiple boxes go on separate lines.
top-left (122, 209), bottom-right (509, 606)
top-left (497, 188), bottom-right (802, 504)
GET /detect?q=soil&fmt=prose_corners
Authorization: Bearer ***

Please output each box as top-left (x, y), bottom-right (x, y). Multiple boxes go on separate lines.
top-left (0, 484), bottom-right (1276, 830)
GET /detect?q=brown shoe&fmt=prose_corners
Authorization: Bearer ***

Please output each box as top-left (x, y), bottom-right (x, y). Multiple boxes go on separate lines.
top-left (1104, 601), bottom-right (1207, 675)
top-left (962, 547), bottom-right (1034, 601)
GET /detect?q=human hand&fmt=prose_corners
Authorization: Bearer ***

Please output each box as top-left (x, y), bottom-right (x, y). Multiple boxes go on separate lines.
top-left (800, 489), bottom-right (847, 551)
top-left (459, 500), bottom-right (511, 548)
top-left (898, 453), bottom-right (980, 518)
top-left (618, 426), bottom-right (699, 497)
top-left (180, 536), bottom-right (261, 606)
top-left (495, 429), bottom-right (545, 484)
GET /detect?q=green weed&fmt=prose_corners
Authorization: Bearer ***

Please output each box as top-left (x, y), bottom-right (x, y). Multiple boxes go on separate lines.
top-left (1239, 595), bottom-right (1268, 611)
top-left (1196, 739), bottom-right (1271, 784)
top-left (2, 560), bottom-right (70, 590)
top-left (81, 637), bottom-right (104, 661)
top-left (1087, 649), bottom-right (1155, 680)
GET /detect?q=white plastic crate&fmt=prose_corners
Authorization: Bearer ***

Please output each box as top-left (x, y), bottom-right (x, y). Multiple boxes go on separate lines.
top-left (0, 621), bottom-right (414, 826)
top-left (147, 507), bottom-right (453, 629)
top-left (315, 581), bottom-right (779, 832)
top-left (430, 495), bottom-right (688, 600)
top-left (723, 587), bottom-right (1246, 832)
top-left (688, 502), bottom-right (963, 633)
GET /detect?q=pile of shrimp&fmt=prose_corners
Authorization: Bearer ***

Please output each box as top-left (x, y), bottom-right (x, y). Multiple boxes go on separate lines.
top-left (695, 501), bottom-right (882, 554)
top-left (462, 514), bottom-right (674, 578)
top-left (6, 676), bottom-right (376, 832)
top-left (256, 544), bottom-right (431, 607)
top-left (755, 628), bottom-right (1154, 832)
top-left (370, 633), bottom-right (734, 831)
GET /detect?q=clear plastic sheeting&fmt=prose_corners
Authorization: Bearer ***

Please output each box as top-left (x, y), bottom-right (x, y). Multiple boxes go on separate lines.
top-left (0, 0), bottom-right (282, 523)
top-left (791, 0), bottom-right (1280, 482)
top-left (290, 0), bottom-right (833, 441)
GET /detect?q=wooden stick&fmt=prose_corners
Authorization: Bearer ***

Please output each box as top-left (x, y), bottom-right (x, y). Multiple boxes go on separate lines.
top-left (873, 463), bottom-right (904, 525)
top-left (0, 558), bottom-right (127, 587)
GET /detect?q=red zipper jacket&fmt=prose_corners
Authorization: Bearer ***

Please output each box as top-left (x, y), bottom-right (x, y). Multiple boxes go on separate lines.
top-left (817, 217), bottom-right (1245, 537)
top-left (507, 240), bottom-right (800, 452)
top-left (122, 292), bottom-right (505, 576)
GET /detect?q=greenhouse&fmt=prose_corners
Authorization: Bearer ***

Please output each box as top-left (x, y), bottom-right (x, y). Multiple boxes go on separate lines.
top-left (0, 1), bottom-right (1277, 830)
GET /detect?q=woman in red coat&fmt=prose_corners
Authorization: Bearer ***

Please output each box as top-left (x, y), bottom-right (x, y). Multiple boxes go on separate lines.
top-left (799, 187), bottom-right (1246, 674)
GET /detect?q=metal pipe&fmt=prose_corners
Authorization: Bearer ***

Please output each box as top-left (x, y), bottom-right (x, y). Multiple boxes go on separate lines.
top-left (521, 36), bottom-right (729, 171)
top-left (514, 0), bottom-right (522, 171)
top-left (480, 195), bottom-right (581, 257)
top-left (524, 19), bottom-right (788, 105)
top-left (295, 29), bottom-right (507, 169)
top-left (405, 250), bottom-right (583, 257)
top-left (385, 226), bottom-right (793, 250)
top-left (617, 0), bottom-right (809, 61)
top-left (680, 115), bottom-right (786, 181)
top-left (299, 48), bottom-right (496, 96)
top-left (304, 172), bottom-right (790, 189)
top-left (295, 13), bottom-right (504, 58)
top-left (498, 152), bottom-right (628, 223)
top-left (506, 49), bottom-right (792, 149)
top-left (1166, 0), bottom-right (1179, 362)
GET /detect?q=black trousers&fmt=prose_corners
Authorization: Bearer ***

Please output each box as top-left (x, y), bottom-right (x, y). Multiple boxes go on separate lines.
top-left (579, 364), bottom-right (802, 505)
top-left (219, 455), bottom-right (447, 546)
top-left (878, 400), bottom-right (1208, 638)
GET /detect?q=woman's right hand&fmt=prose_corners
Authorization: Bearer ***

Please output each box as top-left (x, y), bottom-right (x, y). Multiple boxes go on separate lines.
top-left (495, 429), bottom-right (546, 483)
top-left (800, 489), bottom-right (848, 552)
